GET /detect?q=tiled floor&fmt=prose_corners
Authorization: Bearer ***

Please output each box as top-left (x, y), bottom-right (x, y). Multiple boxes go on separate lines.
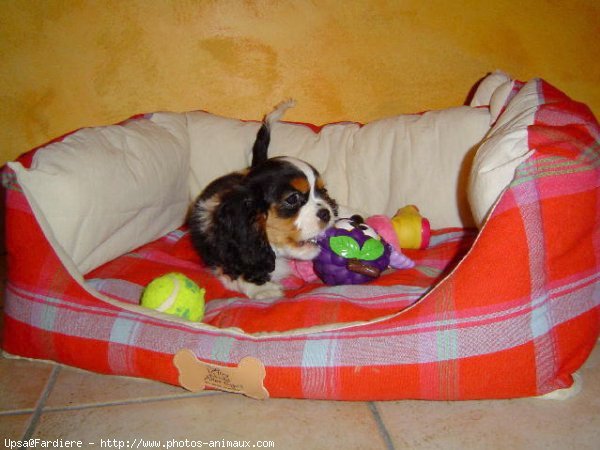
top-left (1, 254), bottom-right (599, 449)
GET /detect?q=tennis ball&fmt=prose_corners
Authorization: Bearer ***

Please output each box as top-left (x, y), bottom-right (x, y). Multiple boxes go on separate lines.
top-left (140, 273), bottom-right (205, 321)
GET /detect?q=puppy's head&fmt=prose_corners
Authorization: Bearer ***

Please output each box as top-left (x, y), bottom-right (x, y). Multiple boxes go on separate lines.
top-left (247, 156), bottom-right (338, 258)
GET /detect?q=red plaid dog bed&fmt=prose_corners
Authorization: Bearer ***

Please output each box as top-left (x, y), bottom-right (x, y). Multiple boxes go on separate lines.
top-left (2, 74), bottom-right (599, 400)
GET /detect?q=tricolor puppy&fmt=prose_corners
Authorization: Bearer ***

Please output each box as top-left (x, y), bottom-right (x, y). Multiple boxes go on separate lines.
top-left (189, 101), bottom-right (338, 299)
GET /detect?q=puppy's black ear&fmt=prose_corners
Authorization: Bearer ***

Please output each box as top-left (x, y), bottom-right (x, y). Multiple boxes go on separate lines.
top-left (213, 186), bottom-right (275, 285)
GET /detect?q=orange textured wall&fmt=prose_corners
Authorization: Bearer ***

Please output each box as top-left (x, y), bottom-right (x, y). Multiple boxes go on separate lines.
top-left (1, 0), bottom-right (598, 164)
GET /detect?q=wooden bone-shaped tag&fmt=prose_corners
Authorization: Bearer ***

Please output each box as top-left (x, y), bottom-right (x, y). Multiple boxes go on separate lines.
top-left (173, 349), bottom-right (269, 400)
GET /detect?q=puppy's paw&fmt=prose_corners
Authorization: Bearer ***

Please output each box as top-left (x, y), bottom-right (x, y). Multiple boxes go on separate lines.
top-left (218, 275), bottom-right (283, 299)
top-left (246, 282), bottom-right (283, 300)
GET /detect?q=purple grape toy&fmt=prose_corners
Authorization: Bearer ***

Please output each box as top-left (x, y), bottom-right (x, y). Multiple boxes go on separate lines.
top-left (313, 216), bottom-right (414, 285)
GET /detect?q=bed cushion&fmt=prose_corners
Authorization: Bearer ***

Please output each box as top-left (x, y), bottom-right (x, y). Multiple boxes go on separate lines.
top-left (185, 105), bottom-right (492, 228)
top-left (469, 79), bottom-right (540, 226)
top-left (470, 69), bottom-right (515, 124)
top-left (186, 111), bottom-right (261, 201)
top-left (8, 112), bottom-right (190, 274)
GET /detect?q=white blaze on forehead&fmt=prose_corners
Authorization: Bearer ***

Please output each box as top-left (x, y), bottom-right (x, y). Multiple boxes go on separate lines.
top-left (279, 157), bottom-right (317, 196)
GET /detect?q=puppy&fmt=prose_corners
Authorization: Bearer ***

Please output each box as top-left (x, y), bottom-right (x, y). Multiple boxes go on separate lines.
top-left (189, 101), bottom-right (338, 299)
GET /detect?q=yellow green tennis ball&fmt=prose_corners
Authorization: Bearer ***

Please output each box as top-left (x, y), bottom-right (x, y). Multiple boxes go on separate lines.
top-left (140, 273), bottom-right (205, 321)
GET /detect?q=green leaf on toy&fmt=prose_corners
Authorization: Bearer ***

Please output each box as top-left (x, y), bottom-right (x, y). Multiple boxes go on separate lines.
top-left (330, 236), bottom-right (361, 259)
top-left (359, 238), bottom-right (385, 261)
top-left (329, 236), bottom-right (384, 261)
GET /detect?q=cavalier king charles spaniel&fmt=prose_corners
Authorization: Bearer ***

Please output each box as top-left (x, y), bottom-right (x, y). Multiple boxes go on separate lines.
top-left (189, 100), bottom-right (338, 299)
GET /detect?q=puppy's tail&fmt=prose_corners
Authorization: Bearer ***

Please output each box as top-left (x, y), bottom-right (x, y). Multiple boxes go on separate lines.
top-left (251, 99), bottom-right (296, 167)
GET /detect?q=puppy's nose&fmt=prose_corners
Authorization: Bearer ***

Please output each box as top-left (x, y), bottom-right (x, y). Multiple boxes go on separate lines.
top-left (317, 208), bottom-right (331, 223)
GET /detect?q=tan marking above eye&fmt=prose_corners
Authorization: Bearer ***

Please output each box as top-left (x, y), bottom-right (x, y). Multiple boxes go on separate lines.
top-left (290, 177), bottom-right (310, 194)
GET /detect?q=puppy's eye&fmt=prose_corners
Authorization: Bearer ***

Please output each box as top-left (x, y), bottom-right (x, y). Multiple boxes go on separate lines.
top-left (284, 192), bottom-right (302, 207)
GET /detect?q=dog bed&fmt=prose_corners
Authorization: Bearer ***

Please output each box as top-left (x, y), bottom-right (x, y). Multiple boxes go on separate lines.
top-left (3, 72), bottom-right (599, 400)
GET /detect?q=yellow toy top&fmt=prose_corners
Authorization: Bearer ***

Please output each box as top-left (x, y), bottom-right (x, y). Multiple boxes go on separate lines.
top-left (391, 205), bottom-right (431, 250)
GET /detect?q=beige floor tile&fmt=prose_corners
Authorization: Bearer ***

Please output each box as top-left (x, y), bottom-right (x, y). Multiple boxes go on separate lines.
top-left (45, 366), bottom-right (195, 409)
top-left (581, 341), bottom-right (600, 370)
top-left (0, 356), bottom-right (55, 413)
top-left (0, 413), bottom-right (32, 441)
top-left (34, 395), bottom-right (387, 449)
top-left (376, 343), bottom-right (600, 450)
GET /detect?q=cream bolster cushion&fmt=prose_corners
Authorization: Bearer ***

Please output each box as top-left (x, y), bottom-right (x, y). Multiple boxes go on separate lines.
top-left (263, 106), bottom-right (491, 227)
top-left (187, 111), bottom-right (262, 202)
top-left (469, 69), bottom-right (515, 125)
top-left (9, 112), bottom-right (191, 274)
top-left (468, 79), bottom-right (540, 226)
top-left (185, 106), bottom-right (493, 228)
top-left (13, 77), bottom-right (539, 274)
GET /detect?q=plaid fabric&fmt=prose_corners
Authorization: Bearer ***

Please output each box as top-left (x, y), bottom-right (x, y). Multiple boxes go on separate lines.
top-left (2, 78), bottom-right (599, 400)
top-left (84, 227), bottom-right (473, 333)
